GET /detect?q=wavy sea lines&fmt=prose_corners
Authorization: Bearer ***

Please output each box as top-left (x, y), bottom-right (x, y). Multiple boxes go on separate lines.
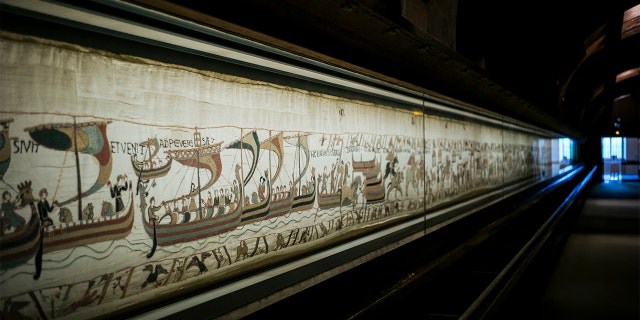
top-left (0, 239), bottom-right (142, 295)
top-left (2, 179), bottom-right (409, 319)
top-left (1, 200), bottom-right (408, 320)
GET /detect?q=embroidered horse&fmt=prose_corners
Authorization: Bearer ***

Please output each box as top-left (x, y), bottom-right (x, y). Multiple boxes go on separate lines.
top-left (387, 171), bottom-right (404, 200)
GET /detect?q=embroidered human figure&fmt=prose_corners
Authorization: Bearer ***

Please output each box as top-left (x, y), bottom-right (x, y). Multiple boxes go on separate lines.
top-left (37, 188), bottom-right (55, 227)
top-left (1, 190), bottom-right (24, 232)
top-left (206, 191), bottom-right (214, 218)
top-left (108, 175), bottom-right (130, 212)
top-left (147, 197), bottom-right (161, 223)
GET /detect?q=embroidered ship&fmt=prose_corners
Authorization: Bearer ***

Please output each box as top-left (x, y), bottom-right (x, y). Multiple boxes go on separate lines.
top-left (141, 130), bottom-right (252, 251)
top-left (239, 132), bottom-right (316, 224)
top-left (352, 154), bottom-right (385, 204)
top-left (316, 159), bottom-right (353, 210)
top-left (0, 181), bottom-right (40, 269)
top-left (315, 158), bottom-right (366, 210)
top-left (231, 131), bottom-right (273, 224)
top-left (1, 121), bottom-right (135, 277)
top-left (25, 121), bottom-right (135, 248)
top-left (288, 134), bottom-right (316, 212)
top-left (131, 137), bottom-right (173, 180)
top-left (141, 130), bottom-right (317, 251)
top-left (236, 131), bottom-right (291, 224)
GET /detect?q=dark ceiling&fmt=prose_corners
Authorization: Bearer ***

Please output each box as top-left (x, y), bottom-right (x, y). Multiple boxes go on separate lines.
top-left (128, 0), bottom-right (639, 140)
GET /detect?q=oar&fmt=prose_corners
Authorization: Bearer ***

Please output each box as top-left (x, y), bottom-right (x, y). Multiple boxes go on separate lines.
top-left (132, 140), bottom-right (158, 258)
top-left (147, 219), bottom-right (157, 258)
top-left (33, 225), bottom-right (44, 280)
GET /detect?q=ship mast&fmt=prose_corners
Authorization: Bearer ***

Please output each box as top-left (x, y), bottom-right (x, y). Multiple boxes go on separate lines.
top-left (73, 117), bottom-right (83, 220)
top-left (194, 129), bottom-right (203, 218)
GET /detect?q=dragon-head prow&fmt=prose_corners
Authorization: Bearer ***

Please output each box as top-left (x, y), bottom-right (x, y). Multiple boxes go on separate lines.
top-left (17, 180), bottom-right (35, 207)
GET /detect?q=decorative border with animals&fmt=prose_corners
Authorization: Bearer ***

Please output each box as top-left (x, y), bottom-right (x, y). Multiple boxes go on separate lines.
top-left (0, 32), bottom-right (555, 319)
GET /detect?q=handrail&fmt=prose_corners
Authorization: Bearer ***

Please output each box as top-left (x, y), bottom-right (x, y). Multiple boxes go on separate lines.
top-left (460, 165), bottom-right (597, 320)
